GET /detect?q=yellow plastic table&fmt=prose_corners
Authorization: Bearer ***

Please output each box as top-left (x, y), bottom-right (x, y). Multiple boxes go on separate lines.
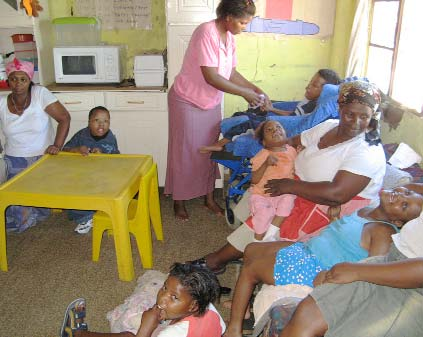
top-left (0, 152), bottom-right (153, 281)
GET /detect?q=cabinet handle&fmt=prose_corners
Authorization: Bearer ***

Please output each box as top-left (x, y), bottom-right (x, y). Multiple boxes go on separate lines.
top-left (126, 100), bottom-right (145, 104)
top-left (64, 101), bottom-right (83, 105)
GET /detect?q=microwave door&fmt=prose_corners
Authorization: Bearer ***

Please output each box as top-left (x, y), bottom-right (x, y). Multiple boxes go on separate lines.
top-left (62, 55), bottom-right (96, 76)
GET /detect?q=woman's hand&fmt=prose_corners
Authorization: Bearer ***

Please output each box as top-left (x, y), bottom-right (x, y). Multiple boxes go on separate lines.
top-left (242, 88), bottom-right (264, 108)
top-left (264, 178), bottom-right (295, 196)
top-left (45, 145), bottom-right (61, 155)
top-left (321, 263), bottom-right (360, 285)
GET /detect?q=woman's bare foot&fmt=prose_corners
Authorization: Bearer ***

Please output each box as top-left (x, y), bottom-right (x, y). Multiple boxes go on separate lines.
top-left (223, 300), bottom-right (251, 320)
top-left (199, 145), bottom-right (224, 153)
top-left (204, 199), bottom-right (224, 216)
top-left (174, 200), bottom-right (189, 221)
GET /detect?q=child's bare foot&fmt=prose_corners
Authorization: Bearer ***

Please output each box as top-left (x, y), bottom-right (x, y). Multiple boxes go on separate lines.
top-left (204, 200), bottom-right (224, 216)
top-left (199, 145), bottom-right (224, 153)
top-left (174, 201), bottom-right (189, 221)
top-left (222, 300), bottom-right (251, 319)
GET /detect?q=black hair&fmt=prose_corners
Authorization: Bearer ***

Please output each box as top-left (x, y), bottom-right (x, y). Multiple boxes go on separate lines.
top-left (364, 118), bottom-right (381, 146)
top-left (254, 120), bottom-right (286, 144)
top-left (216, 0), bottom-right (256, 19)
top-left (169, 263), bottom-right (220, 316)
top-left (88, 106), bottom-right (110, 120)
top-left (317, 69), bottom-right (341, 85)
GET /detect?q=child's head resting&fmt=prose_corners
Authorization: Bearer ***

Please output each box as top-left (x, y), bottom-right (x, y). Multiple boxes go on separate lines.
top-left (88, 106), bottom-right (111, 138)
top-left (305, 69), bottom-right (341, 101)
top-left (156, 263), bottom-right (220, 321)
top-left (379, 186), bottom-right (423, 228)
top-left (255, 120), bottom-right (286, 148)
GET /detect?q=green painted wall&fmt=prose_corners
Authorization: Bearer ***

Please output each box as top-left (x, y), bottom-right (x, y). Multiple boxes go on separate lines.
top-left (48, 0), bottom-right (358, 116)
top-left (224, 0), bottom-right (357, 115)
top-left (48, 0), bottom-right (167, 77)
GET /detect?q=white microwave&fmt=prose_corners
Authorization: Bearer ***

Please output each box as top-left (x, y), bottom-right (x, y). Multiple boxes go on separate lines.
top-left (53, 46), bottom-right (124, 84)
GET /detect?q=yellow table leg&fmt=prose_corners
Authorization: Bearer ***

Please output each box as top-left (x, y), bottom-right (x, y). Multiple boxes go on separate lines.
top-left (0, 204), bottom-right (8, 272)
top-left (110, 201), bottom-right (135, 281)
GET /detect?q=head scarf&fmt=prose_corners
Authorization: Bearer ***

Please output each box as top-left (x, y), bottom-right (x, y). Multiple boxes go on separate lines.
top-left (338, 80), bottom-right (381, 119)
top-left (6, 58), bottom-right (34, 80)
top-left (391, 209), bottom-right (423, 258)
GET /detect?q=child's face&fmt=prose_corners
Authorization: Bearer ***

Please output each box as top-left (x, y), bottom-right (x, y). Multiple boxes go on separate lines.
top-left (379, 187), bottom-right (423, 225)
top-left (304, 73), bottom-right (326, 101)
top-left (262, 121), bottom-right (286, 147)
top-left (88, 110), bottom-right (110, 137)
top-left (156, 276), bottom-right (198, 321)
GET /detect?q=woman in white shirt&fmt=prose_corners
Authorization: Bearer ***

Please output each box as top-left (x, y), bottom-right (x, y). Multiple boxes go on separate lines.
top-left (0, 58), bottom-right (70, 232)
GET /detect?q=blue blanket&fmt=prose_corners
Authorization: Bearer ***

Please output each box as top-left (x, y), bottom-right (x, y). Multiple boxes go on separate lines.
top-left (225, 84), bottom-right (340, 157)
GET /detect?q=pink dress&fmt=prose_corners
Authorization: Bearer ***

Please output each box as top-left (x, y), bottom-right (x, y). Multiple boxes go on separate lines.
top-left (249, 147), bottom-right (297, 235)
top-left (165, 20), bottom-right (236, 200)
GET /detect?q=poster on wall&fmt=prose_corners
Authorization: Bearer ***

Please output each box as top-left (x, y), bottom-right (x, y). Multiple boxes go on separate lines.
top-left (246, 0), bottom-right (336, 37)
top-left (74, 0), bottom-right (152, 30)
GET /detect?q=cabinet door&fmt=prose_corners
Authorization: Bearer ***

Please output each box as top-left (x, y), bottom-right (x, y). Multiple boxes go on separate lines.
top-left (105, 92), bottom-right (168, 186)
top-left (167, 0), bottom-right (217, 24)
top-left (53, 92), bottom-right (105, 142)
top-left (166, 25), bottom-right (197, 87)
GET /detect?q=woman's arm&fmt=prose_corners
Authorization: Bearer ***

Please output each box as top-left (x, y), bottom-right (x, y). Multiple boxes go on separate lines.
top-left (264, 170), bottom-right (371, 206)
top-left (321, 259), bottom-right (423, 288)
top-left (201, 66), bottom-right (264, 107)
top-left (44, 101), bottom-right (71, 154)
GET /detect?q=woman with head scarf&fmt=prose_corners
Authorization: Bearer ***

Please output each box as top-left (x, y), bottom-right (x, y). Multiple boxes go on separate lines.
top-left (190, 80), bottom-right (387, 275)
top-left (0, 58), bottom-right (70, 232)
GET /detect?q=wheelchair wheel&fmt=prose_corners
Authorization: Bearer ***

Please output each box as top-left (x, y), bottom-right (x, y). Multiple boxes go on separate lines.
top-left (225, 199), bottom-right (242, 230)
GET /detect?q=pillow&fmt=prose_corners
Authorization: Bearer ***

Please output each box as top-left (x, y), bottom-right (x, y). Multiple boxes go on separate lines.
top-left (382, 164), bottom-right (413, 189)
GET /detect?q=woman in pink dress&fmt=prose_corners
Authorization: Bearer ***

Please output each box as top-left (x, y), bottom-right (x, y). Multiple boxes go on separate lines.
top-left (165, 0), bottom-right (269, 220)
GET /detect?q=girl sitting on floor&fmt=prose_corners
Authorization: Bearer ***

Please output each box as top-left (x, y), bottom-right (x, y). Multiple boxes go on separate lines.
top-left (60, 263), bottom-right (226, 337)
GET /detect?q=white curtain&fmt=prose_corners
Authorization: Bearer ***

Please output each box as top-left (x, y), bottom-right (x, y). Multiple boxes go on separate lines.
top-left (345, 0), bottom-right (372, 77)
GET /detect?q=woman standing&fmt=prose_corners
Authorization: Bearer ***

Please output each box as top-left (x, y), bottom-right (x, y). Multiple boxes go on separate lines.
top-left (165, 0), bottom-right (269, 220)
top-left (0, 58), bottom-right (70, 232)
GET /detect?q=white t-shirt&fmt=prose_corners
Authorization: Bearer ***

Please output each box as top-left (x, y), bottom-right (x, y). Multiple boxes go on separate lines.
top-left (392, 210), bottom-right (423, 258)
top-left (296, 119), bottom-right (386, 201)
top-left (0, 85), bottom-right (58, 157)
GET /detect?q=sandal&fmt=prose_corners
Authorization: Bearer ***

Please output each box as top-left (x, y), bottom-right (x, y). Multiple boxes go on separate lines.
top-left (188, 257), bottom-right (226, 275)
top-left (60, 298), bottom-right (88, 337)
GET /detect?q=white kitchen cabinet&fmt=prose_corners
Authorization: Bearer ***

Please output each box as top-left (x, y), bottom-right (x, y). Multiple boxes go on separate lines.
top-left (53, 91), bottom-right (105, 142)
top-left (53, 90), bottom-right (168, 186)
top-left (166, 0), bottom-right (217, 24)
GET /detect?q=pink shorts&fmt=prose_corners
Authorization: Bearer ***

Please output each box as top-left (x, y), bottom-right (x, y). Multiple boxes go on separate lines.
top-left (249, 194), bottom-right (296, 235)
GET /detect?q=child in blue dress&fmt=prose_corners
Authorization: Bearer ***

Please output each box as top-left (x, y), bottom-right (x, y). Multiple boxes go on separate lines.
top-left (63, 106), bottom-right (120, 234)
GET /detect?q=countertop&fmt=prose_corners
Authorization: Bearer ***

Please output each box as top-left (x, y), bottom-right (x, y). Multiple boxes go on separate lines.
top-left (46, 82), bottom-right (167, 92)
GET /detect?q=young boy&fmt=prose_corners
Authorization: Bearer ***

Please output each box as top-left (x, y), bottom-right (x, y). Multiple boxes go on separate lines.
top-left (223, 185), bottom-right (423, 337)
top-left (200, 69), bottom-right (341, 153)
top-left (60, 263), bottom-right (225, 337)
top-left (62, 106), bottom-right (120, 234)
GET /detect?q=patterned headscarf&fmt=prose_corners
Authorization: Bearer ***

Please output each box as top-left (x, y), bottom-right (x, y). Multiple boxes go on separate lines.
top-left (338, 80), bottom-right (381, 119)
top-left (6, 58), bottom-right (34, 80)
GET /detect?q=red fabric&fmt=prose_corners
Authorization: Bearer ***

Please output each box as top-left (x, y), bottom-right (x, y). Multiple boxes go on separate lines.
top-left (246, 195), bottom-right (368, 242)
top-left (186, 309), bottom-right (222, 337)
